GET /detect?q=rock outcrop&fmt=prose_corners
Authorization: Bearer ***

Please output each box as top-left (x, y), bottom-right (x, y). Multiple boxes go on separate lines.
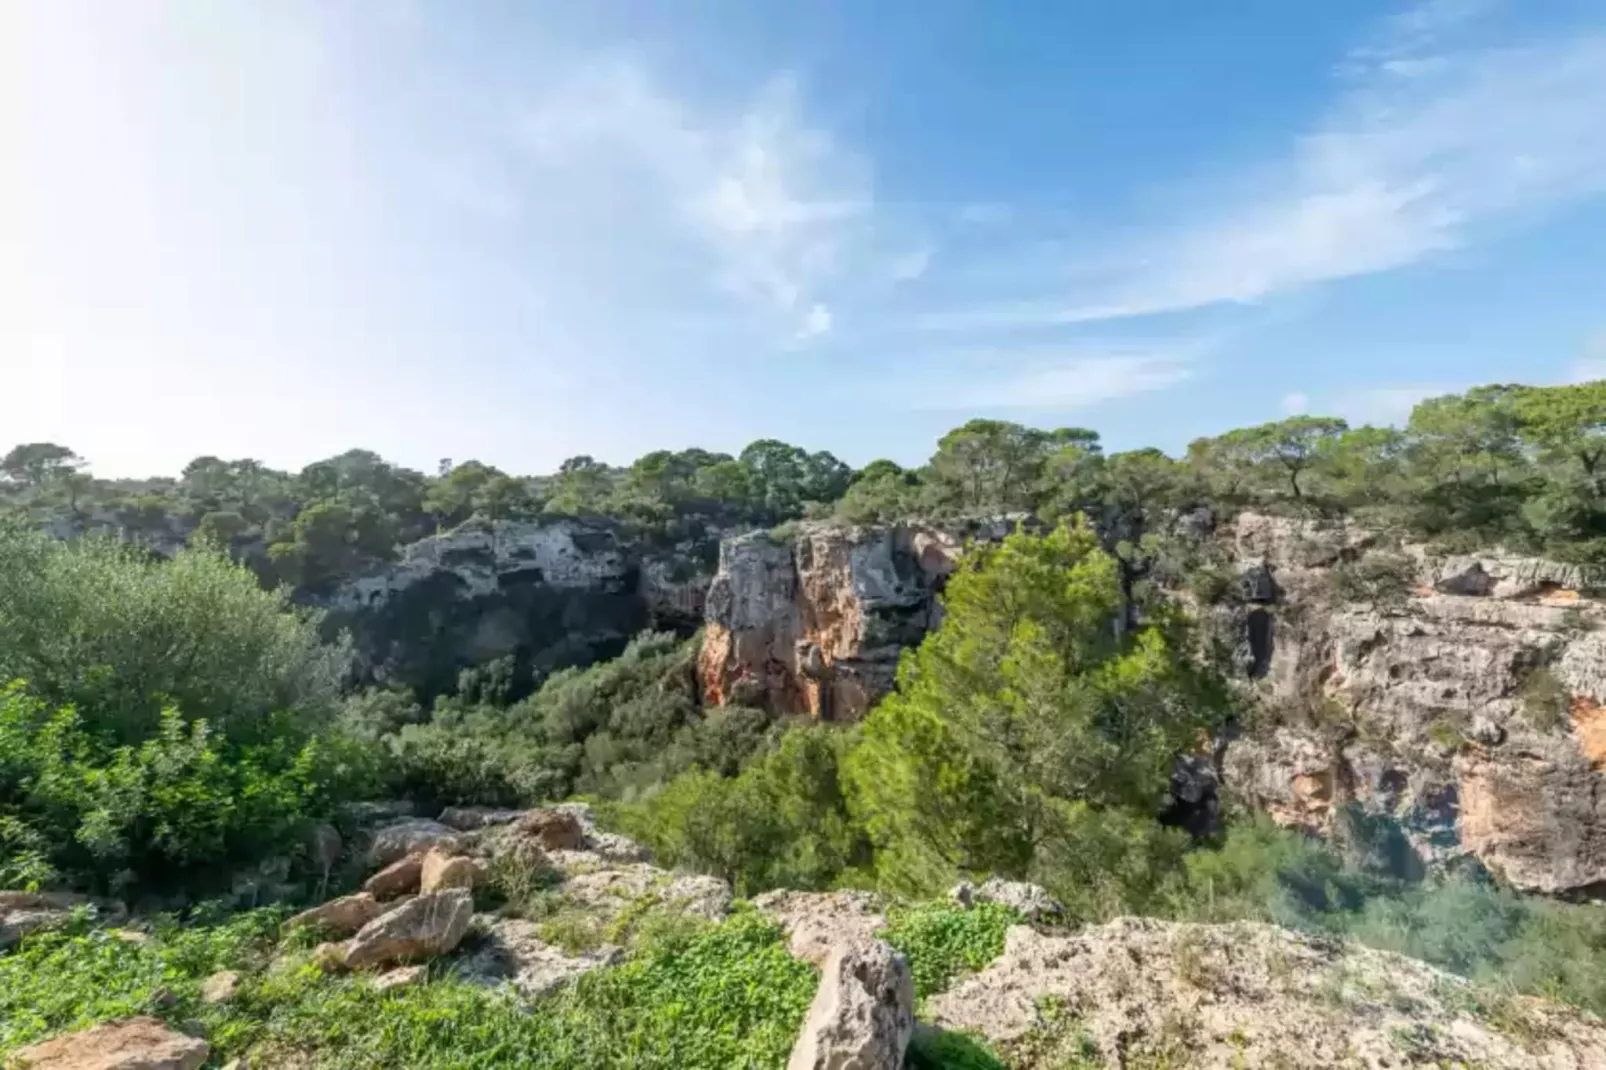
top-left (327, 518), bottom-right (716, 696)
top-left (1220, 513), bottom-right (1606, 896)
top-left (926, 916), bottom-right (1606, 1068)
top-left (343, 889), bottom-right (474, 970)
top-left (787, 939), bottom-right (915, 1070)
top-left (9, 1017), bottom-right (209, 1070)
top-left (1, 892), bottom-right (125, 950)
top-left (699, 518), bottom-right (1018, 719)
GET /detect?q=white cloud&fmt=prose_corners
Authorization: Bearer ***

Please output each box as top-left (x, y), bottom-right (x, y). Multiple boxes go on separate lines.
top-left (922, 2), bottom-right (1606, 329)
top-left (1281, 392), bottom-right (1311, 415)
top-left (796, 302), bottom-right (833, 340)
top-left (1330, 383), bottom-right (1461, 426)
top-left (519, 62), bottom-right (872, 336)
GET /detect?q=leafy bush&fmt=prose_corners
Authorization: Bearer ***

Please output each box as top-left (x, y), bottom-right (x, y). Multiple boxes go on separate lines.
top-left (609, 724), bottom-right (870, 895)
top-left (0, 524), bottom-right (347, 746)
top-left (0, 684), bottom-right (373, 894)
top-left (880, 901), bottom-right (1022, 999)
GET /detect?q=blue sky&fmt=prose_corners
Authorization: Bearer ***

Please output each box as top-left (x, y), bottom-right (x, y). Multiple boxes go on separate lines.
top-left (6, 0), bottom-right (1606, 478)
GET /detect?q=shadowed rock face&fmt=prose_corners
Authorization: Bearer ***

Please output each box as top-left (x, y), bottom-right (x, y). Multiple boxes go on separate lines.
top-left (697, 518), bottom-right (1020, 721)
top-left (326, 518), bottom-right (715, 697)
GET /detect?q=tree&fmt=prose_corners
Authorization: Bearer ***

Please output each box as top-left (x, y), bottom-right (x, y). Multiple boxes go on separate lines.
top-left (1207, 416), bottom-right (1348, 501)
top-left (845, 521), bottom-right (1226, 894)
top-left (424, 460), bottom-right (505, 527)
top-left (1514, 382), bottom-right (1606, 495)
top-left (546, 456), bottom-right (615, 515)
top-left (1, 443), bottom-right (82, 488)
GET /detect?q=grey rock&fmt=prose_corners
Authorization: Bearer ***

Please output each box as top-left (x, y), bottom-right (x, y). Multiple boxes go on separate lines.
top-left (949, 879), bottom-right (1063, 923)
top-left (787, 939), bottom-right (914, 1070)
top-left (438, 806), bottom-right (524, 831)
top-left (752, 890), bottom-right (887, 968)
top-left (366, 819), bottom-right (460, 868)
top-left (927, 917), bottom-right (1606, 1068)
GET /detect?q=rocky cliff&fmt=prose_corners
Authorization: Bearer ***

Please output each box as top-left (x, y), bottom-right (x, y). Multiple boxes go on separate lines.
top-left (697, 518), bottom-right (1018, 720)
top-left (696, 512), bottom-right (1606, 898)
top-left (327, 518), bottom-right (714, 696)
top-left (1221, 513), bottom-right (1606, 898)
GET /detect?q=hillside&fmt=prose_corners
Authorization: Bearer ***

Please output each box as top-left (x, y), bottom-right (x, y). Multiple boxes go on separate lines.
top-left (6, 383), bottom-right (1606, 1068)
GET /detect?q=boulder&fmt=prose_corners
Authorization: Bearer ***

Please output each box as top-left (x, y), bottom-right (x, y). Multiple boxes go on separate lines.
top-left (419, 848), bottom-right (477, 893)
top-left (306, 823), bottom-right (343, 873)
top-left (949, 878), bottom-right (1063, 924)
top-left (199, 970), bottom-right (240, 1005)
top-left (787, 939), bottom-right (914, 1070)
top-left (515, 809), bottom-right (586, 851)
top-left (365, 819), bottom-right (460, 868)
top-left (286, 892), bottom-right (382, 936)
top-left (438, 806), bottom-right (523, 831)
top-left (926, 917), bottom-right (1606, 1068)
top-left (313, 940), bottom-right (352, 972)
top-left (9, 1017), bottom-right (209, 1070)
top-left (363, 853), bottom-right (425, 900)
top-left (344, 889), bottom-right (474, 970)
top-left (1, 892), bottom-right (125, 950)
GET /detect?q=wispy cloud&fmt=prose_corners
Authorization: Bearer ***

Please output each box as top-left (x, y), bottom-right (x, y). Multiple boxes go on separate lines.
top-left (921, 1), bottom-right (1606, 329)
top-left (912, 339), bottom-right (1202, 411)
top-left (1569, 332), bottom-right (1606, 383)
top-left (519, 61), bottom-right (872, 337)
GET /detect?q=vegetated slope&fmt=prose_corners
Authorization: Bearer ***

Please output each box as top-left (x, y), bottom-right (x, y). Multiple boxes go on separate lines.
top-left (8, 379), bottom-right (1606, 1066)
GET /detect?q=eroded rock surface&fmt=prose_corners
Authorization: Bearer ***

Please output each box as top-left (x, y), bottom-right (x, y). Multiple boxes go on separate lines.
top-left (751, 890), bottom-right (888, 967)
top-left (787, 939), bottom-right (914, 1070)
top-left (327, 518), bottom-right (715, 695)
top-left (699, 518), bottom-right (1017, 720)
top-left (1, 892), bottom-right (125, 950)
top-left (927, 916), bottom-right (1606, 1069)
top-left (1220, 513), bottom-right (1606, 895)
top-left (457, 917), bottom-right (621, 998)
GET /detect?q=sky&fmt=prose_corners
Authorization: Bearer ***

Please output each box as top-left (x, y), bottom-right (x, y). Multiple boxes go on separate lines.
top-left (5, 0), bottom-right (1606, 479)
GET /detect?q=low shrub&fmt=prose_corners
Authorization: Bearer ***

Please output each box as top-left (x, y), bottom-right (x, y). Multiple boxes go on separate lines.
top-left (880, 901), bottom-right (1022, 999)
top-left (0, 684), bottom-right (373, 895)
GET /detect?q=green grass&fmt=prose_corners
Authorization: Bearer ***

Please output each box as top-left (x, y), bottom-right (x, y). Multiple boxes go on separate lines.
top-left (1, 907), bottom-right (816, 1069)
top-left (879, 900), bottom-right (1022, 1000)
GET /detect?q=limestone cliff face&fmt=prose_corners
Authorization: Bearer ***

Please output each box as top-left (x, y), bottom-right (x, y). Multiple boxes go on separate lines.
top-left (328, 518), bottom-right (712, 696)
top-left (697, 511), bottom-right (1606, 897)
top-left (698, 519), bottom-right (1018, 720)
top-left (1220, 513), bottom-right (1606, 897)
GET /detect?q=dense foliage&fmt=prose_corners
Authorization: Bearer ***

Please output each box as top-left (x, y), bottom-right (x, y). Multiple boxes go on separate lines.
top-left (0, 527), bottom-right (369, 895)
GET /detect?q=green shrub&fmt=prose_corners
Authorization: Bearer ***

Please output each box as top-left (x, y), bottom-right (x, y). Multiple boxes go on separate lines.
top-left (608, 724), bottom-right (870, 895)
top-left (0, 684), bottom-right (372, 894)
top-left (0, 524), bottom-right (347, 747)
top-left (880, 901), bottom-right (1022, 999)
top-left (1518, 668), bottom-right (1570, 733)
